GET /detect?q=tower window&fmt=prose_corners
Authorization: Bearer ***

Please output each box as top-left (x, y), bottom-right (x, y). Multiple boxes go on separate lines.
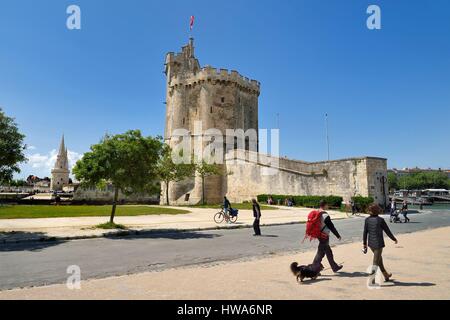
top-left (221, 97), bottom-right (225, 103)
top-left (182, 118), bottom-right (185, 125)
top-left (210, 106), bottom-right (213, 113)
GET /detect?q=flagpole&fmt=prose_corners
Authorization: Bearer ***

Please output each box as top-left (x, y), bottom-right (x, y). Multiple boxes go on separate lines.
top-left (325, 113), bottom-right (330, 161)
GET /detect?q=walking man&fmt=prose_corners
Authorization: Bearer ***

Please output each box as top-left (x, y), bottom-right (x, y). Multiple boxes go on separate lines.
top-left (312, 200), bottom-right (343, 273)
top-left (402, 200), bottom-right (410, 223)
top-left (351, 200), bottom-right (357, 215)
top-left (363, 205), bottom-right (398, 282)
top-left (252, 199), bottom-right (261, 236)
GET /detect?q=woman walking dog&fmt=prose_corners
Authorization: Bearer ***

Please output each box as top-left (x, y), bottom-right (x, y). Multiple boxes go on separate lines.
top-left (363, 204), bottom-right (398, 282)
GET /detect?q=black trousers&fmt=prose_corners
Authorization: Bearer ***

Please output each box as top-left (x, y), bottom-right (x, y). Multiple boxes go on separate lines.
top-left (370, 247), bottom-right (387, 274)
top-left (312, 237), bottom-right (340, 272)
top-left (253, 218), bottom-right (261, 235)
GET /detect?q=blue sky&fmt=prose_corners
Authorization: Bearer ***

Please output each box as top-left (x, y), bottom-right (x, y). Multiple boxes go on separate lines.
top-left (0, 0), bottom-right (449, 179)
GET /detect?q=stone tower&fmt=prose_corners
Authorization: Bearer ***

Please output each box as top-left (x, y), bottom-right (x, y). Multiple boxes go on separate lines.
top-left (162, 38), bottom-right (261, 205)
top-left (51, 135), bottom-right (70, 191)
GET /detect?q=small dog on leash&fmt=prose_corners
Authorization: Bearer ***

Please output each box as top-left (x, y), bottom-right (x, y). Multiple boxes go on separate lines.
top-left (290, 262), bottom-right (322, 283)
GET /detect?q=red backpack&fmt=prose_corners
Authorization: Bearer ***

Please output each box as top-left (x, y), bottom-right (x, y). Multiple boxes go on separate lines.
top-left (304, 210), bottom-right (327, 241)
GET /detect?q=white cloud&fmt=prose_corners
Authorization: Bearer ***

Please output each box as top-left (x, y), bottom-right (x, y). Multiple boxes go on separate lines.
top-left (25, 149), bottom-right (83, 177)
top-left (26, 145), bottom-right (37, 151)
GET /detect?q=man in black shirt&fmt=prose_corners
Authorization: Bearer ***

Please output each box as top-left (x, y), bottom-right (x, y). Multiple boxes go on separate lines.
top-left (252, 199), bottom-right (261, 236)
top-left (312, 200), bottom-right (343, 273)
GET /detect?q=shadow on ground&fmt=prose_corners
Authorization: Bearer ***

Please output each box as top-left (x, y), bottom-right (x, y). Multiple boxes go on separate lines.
top-left (0, 231), bottom-right (66, 252)
top-left (389, 280), bottom-right (436, 287)
top-left (105, 230), bottom-right (222, 241)
top-left (329, 271), bottom-right (368, 278)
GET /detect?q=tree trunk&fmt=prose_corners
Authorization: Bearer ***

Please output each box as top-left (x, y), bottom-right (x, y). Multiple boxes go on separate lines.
top-left (165, 181), bottom-right (170, 206)
top-left (202, 175), bottom-right (205, 205)
top-left (110, 187), bottom-right (119, 224)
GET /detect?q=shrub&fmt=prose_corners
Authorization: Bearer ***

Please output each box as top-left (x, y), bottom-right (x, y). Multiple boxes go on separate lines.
top-left (257, 194), bottom-right (343, 208)
top-left (352, 196), bottom-right (374, 213)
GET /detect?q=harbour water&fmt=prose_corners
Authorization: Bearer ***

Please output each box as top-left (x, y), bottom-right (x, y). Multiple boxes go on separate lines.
top-left (409, 203), bottom-right (450, 211)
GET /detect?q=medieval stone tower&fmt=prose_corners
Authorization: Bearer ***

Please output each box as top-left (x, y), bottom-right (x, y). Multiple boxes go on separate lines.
top-left (51, 135), bottom-right (70, 191)
top-left (162, 38), bottom-right (261, 205)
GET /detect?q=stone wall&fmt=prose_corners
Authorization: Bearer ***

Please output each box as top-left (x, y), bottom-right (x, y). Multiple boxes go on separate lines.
top-left (223, 151), bottom-right (388, 206)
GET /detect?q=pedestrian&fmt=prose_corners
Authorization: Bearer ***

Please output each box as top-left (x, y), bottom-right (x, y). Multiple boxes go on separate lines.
top-left (402, 200), bottom-right (410, 223)
top-left (351, 200), bottom-right (357, 215)
top-left (363, 204), bottom-right (398, 282)
top-left (389, 201), bottom-right (397, 223)
top-left (311, 200), bottom-right (343, 273)
top-left (252, 199), bottom-right (261, 236)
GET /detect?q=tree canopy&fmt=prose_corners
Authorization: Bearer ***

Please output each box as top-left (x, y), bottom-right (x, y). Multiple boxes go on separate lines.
top-left (388, 171), bottom-right (450, 190)
top-left (73, 130), bottom-right (163, 223)
top-left (0, 108), bottom-right (26, 184)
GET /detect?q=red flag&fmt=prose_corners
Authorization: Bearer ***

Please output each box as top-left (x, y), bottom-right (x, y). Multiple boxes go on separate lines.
top-left (190, 16), bottom-right (195, 30)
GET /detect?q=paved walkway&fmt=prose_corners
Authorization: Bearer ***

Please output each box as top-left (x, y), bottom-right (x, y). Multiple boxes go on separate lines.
top-left (1, 226), bottom-right (447, 300)
top-left (0, 206), bottom-right (347, 243)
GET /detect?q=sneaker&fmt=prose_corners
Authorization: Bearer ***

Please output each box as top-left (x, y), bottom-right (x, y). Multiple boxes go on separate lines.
top-left (333, 265), bottom-right (343, 273)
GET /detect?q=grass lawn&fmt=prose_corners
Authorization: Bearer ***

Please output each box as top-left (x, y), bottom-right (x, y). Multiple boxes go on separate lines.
top-left (187, 203), bottom-right (278, 210)
top-left (0, 205), bottom-right (190, 219)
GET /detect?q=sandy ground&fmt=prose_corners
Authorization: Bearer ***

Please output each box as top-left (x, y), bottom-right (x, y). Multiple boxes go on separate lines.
top-left (1, 226), bottom-right (449, 300)
top-left (0, 206), bottom-right (347, 242)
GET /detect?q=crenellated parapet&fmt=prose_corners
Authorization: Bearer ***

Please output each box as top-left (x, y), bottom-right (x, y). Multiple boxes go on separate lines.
top-left (169, 66), bottom-right (260, 95)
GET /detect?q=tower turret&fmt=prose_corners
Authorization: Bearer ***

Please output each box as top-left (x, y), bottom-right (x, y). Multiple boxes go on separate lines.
top-left (51, 135), bottom-right (70, 191)
top-left (161, 39), bottom-right (260, 205)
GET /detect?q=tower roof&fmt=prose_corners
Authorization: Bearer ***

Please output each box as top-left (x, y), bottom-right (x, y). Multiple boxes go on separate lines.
top-left (53, 134), bottom-right (69, 171)
top-left (58, 135), bottom-right (66, 157)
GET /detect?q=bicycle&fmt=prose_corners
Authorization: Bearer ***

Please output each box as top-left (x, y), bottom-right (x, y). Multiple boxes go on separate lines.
top-left (214, 207), bottom-right (238, 224)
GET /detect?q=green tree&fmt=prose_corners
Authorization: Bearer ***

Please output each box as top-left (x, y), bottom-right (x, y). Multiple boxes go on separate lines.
top-left (397, 171), bottom-right (450, 190)
top-left (195, 160), bottom-right (222, 205)
top-left (0, 108), bottom-right (26, 184)
top-left (387, 172), bottom-right (398, 191)
top-left (156, 146), bottom-right (195, 206)
top-left (9, 179), bottom-right (28, 187)
top-left (73, 130), bottom-right (163, 224)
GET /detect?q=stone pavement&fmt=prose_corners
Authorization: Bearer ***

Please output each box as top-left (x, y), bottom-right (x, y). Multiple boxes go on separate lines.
top-left (0, 206), bottom-right (347, 243)
top-left (1, 226), bottom-right (447, 300)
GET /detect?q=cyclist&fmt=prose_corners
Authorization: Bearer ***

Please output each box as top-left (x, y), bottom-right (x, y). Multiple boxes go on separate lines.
top-left (223, 196), bottom-right (233, 221)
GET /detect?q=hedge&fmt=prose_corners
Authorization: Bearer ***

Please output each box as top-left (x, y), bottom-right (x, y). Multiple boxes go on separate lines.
top-left (257, 194), bottom-right (343, 208)
top-left (351, 196), bottom-right (374, 213)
